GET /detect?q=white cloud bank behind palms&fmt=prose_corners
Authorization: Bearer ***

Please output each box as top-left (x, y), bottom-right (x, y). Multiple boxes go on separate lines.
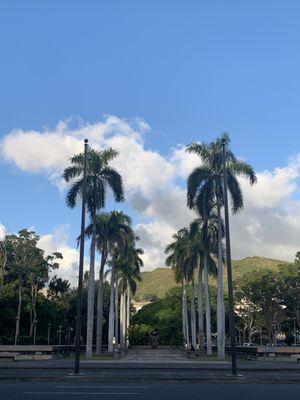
top-left (2, 115), bottom-right (300, 282)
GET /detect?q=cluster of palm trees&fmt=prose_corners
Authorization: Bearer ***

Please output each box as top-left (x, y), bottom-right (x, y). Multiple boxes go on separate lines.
top-left (63, 147), bottom-right (143, 357)
top-left (165, 134), bottom-right (256, 359)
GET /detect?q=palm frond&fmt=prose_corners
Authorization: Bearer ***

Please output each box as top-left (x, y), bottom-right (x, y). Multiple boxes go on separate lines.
top-left (62, 166), bottom-right (83, 182)
top-left (101, 147), bottom-right (119, 163)
top-left (226, 172), bottom-right (244, 213)
top-left (102, 167), bottom-right (124, 202)
top-left (187, 166), bottom-right (212, 208)
top-left (66, 179), bottom-right (83, 208)
top-left (229, 159), bottom-right (257, 185)
top-left (186, 142), bottom-right (211, 163)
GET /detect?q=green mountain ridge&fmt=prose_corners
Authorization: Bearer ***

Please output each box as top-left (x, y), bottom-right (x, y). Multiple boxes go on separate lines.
top-left (134, 256), bottom-right (288, 301)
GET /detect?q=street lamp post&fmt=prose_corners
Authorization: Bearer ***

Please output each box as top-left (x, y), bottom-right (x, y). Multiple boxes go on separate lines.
top-left (47, 323), bottom-right (51, 345)
top-left (33, 320), bottom-right (38, 345)
top-left (222, 138), bottom-right (238, 376)
top-left (74, 139), bottom-right (89, 375)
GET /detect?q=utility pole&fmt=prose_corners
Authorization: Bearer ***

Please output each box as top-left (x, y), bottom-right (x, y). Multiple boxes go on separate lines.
top-left (74, 139), bottom-right (89, 375)
top-left (222, 138), bottom-right (238, 376)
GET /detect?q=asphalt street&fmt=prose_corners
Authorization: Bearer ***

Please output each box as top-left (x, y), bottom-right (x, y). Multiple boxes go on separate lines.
top-left (1, 382), bottom-right (300, 400)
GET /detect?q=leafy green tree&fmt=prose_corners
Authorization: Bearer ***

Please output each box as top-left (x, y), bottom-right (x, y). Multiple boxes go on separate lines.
top-left (48, 275), bottom-right (71, 299)
top-left (128, 324), bottom-right (153, 345)
top-left (63, 147), bottom-right (124, 357)
top-left (132, 287), bottom-right (190, 345)
top-left (27, 252), bottom-right (62, 336)
top-left (3, 230), bottom-right (62, 342)
top-left (237, 270), bottom-right (285, 344)
top-left (0, 235), bottom-right (7, 288)
top-left (278, 260), bottom-right (300, 337)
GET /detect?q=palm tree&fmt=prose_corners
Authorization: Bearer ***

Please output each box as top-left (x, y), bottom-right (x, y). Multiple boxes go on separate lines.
top-left (112, 242), bottom-right (143, 349)
top-left (63, 148), bottom-right (124, 357)
top-left (85, 211), bottom-right (132, 354)
top-left (165, 230), bottom-right (192, 348)
top-left (189, 219), bottom-right (205, 353)
top-left (190, 216), bottom-right (218, 355)
top-left (186, 133), bottom-right (256, 358)
top-left (178, 227), bottom-right (199, 350)
top-left (106, 216), bottom-right (135, 353)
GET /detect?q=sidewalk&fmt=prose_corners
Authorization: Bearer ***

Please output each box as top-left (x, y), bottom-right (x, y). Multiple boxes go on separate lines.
top-left (0, 358), bottom-right (299, 383)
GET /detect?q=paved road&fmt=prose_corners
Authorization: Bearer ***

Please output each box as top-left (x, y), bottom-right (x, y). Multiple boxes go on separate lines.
top-left (1, 382), bottom-right (300, 400)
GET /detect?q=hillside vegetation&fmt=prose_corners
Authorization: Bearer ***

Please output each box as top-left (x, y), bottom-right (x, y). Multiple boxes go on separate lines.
top-left (133, 256), bottom-right (287, 301)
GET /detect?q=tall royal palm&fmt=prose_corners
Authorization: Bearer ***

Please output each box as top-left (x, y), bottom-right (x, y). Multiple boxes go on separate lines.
top-left (63, 148), bottom-right (124, 357)
top-left (186, 133), bottom-right (256, 358)
top-left (189, 216), bottom-right (217, 354)
top-left (165, 230), bottom-right (191, 348)
top-left (85, 211), bottom-right (132, 354)
top-left (106, 215), bottom-right (135, 353)
top-left (111, 241), bottom-right (143, 349)
top-left (177, 226), bottom-right (200, 350)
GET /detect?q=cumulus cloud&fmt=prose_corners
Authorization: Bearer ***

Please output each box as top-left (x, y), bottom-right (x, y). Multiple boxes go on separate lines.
top-left (0, 223), bottom-right (6, 241)
top-left (2, 114), bottom-right (300, 277)
top-left (38, 224), bottom-right (82, 286)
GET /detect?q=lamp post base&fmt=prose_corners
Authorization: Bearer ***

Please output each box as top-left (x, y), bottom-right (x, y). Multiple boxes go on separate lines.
top-left (68, 372), bottom-right (86, 377)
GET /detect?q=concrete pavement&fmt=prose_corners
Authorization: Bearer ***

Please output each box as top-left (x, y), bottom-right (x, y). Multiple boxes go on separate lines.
top-left (1, 382), bottom-right (300, 400)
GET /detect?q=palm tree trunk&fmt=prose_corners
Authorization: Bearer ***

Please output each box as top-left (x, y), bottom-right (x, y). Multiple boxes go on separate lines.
top-left (198, 256), bottom-right (205, 353)
top-left (120, 290), bottom-right (125, 348)
top-left (217, 200), bottom-right (225, 359)
top-left (114, 277), bottom-right (119, 345)
top-left (183, 274), bottom-right (190, 347)
top-left (204, 250), bottom-right (212, 355)
top-left (95, 245), bottom-right (107, 354)
top-left (123, 288), bottom-right (127, 347)
top-left (86, 217), bottom-right (96, 358)
top-left (190, 276), bottom-right (197, 349)
top-left (181, 280), bottom-right (186, 344)
top-left (108, 262), bottom-right (115, 353)
top-left (126, 281), bottom-right (130, 348)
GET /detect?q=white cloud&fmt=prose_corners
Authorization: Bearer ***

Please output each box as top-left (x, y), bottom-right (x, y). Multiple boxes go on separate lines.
top-left (240, 157), bottom-right (300, 209)
top-left (170, 145), bottom-right (201, 179)
top-left (135, 221), bottom-right (175, 270)
top-left (2, 115), bottom-right (300, 272)
top-left (0, 223), bottom-right (7, 241)
top-left (38, 224), bottom-right (82, 286)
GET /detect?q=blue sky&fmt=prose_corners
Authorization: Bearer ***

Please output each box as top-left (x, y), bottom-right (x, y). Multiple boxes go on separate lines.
top-left (1, 0), bottom-right (300, 279)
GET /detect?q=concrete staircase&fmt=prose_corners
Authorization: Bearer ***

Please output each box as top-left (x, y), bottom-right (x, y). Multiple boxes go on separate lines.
top-left (124, 346), bottom-right (186, 363)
